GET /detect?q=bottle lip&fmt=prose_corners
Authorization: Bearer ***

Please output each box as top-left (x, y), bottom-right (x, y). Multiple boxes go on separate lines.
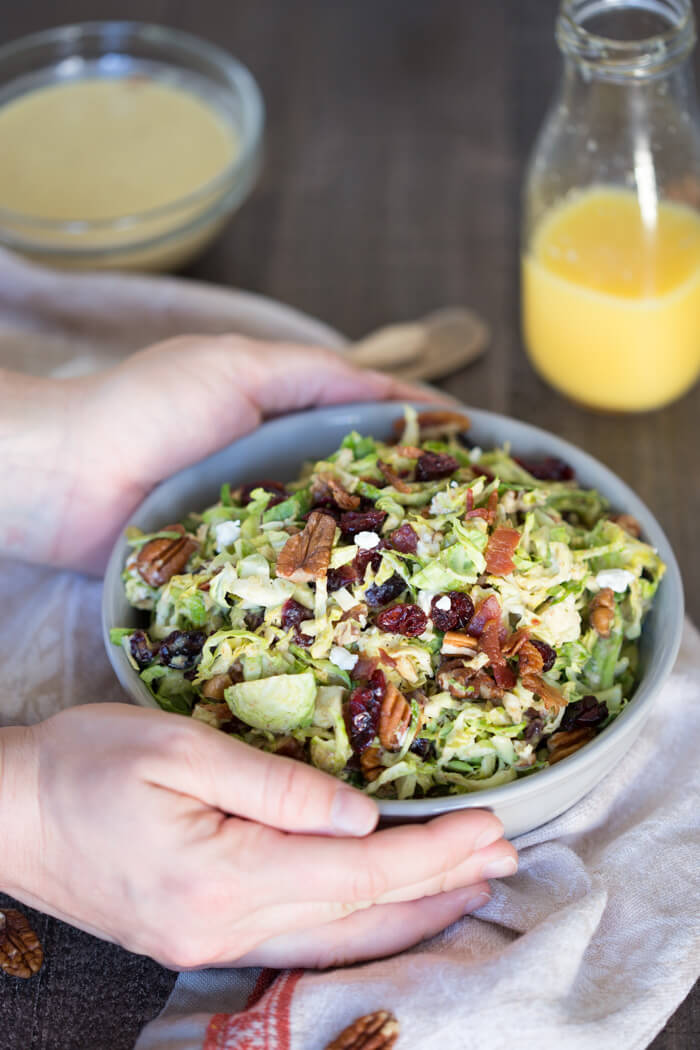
top-left (556, 0), bottom-right (696, 79)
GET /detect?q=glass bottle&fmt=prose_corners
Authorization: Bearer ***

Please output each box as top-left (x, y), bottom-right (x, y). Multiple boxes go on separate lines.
top-left (521, 0), bottom-right (700, 412)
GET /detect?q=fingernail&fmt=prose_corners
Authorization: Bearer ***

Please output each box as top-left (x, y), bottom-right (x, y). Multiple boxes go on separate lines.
top-left (330, 788), bottom-right (377, 836)
top-left (456, 888), bottom-right (491, 914)
top-left (474, 821), bottom-right (504, 851)
top-left (480, 855), bottom-right (518, 880)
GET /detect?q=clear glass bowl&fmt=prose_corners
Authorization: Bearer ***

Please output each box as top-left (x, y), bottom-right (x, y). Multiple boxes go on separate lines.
top-left (0, 22), bottom-right (264, 271)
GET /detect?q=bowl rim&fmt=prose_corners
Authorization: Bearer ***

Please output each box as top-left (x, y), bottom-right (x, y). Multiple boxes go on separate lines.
top-left (102, 399), bottom-right (685, 815)
top-left (0, 20), bottom-right (265, 237)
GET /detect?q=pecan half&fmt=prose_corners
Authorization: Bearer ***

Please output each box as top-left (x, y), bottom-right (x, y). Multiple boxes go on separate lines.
top-left (201, 672), bottom-right (233, 700)
top-left (522, 672), bottom-right (567, 713)
top-left (324, 1010), bottom-right (399, 1050)
top-left (0, 909), bottom-right (43, 978)
top-left (378, 682), bottom-right (411, 750)
top-left (610, 513), bottom-right (641, 538)
top-left (590, 587), bottom-right (615, 636)
top-left (313, 474), bottom-right (361, 510)
top-left (441, 630), bottom-right (479, 654)
top-left (136, 524), bottom-right (198, 587)
top-left (547, 727), bottom-right (596, 764)
top-left (377, 460), bottom-right (411, 494)
top-left (276, 510), bottom-right (337, 582)
top-left (416, 408), bottom-right (471, 438)
top-left (360, 746), bottom-right (384, 782)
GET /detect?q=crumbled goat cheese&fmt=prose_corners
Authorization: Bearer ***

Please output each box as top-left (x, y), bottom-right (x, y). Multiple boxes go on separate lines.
top-left (354, 531), bottom-right (381, 550)
top-left (595, 569), bottom-right (635, 592)
top-left (435, 595), bottom-right (452, 611)
top-left (329, 646), bottom-right (358, 671)
top-left (214, 520), bottom-right (241, 552)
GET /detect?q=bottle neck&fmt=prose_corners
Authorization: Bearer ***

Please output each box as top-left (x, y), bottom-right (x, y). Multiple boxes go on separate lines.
top-left (557, 0), bottom-right (696, 84)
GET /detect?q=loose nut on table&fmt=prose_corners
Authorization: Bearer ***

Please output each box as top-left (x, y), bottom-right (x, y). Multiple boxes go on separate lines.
top-left (0, 909), bottom-right (43, 979)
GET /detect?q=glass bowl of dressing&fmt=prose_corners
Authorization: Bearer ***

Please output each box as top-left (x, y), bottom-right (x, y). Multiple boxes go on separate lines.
top-left (0, 22), bottom-right (264, 271)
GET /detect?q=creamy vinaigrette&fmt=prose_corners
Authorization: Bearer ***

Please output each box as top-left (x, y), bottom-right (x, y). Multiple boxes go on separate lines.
top-left (0, 77), bottom-right (238, 221)
top-left (522, 187), bottom-right (700, 411)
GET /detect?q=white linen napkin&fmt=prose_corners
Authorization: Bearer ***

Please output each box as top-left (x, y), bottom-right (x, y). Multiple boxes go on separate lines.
top-left (131, 620), bottom-right (700, 1050)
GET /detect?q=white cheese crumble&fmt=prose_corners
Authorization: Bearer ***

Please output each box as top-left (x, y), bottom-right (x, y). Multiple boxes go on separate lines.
top-left (430, 490), bottom-right (455, 516)
top-left (470, 446), bottom-right (483, 462)
top-left (329, 646), bottom-right (358, 671)
top-left (214, 519), bottom-right (241, 552)
top-left (435, 595), bottom-right (452, 611)
top-left (354, 531), bottom-right (381, 550)
top-left (595, 569), bottom-right (635, 593)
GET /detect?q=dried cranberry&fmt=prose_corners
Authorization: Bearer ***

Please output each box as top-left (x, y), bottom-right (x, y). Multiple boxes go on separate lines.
top-left (530, 639), bottom-right (556, 672)
top-left (239, 479), bottom-right (288, 506)
top-left (129, 630), bottom-right (154, 670)
top-left (376, 603), bottom-right (428, 637)
top-left (327, 563), bottom-right (359, 592)
top-left (345, 670), bottom-right (386, 754)
top-left (281, 599), bottom-right (313, 631)
top-left (560, 695), bottom-right (609, 731)
top-left (524, 713), bottom-right (545, 742)
top-left (365, 572), bottom-right (407, 608)
top-left (339, 509), bottom-right (387, 538)
top-left (387, 523), bottom-right (418, 554)
top-left (409, 738), bottom-right (435, 759)
top-left (515, 456), bottom-right (574, 482)
top-left (158, 630), bottom-right (206, 670)
top-left (415, 451), bottom-right (459, 481)
top-left (354, 546), bottom-right (384, 579)
top-left (429, 591), bottom-right (475, 632)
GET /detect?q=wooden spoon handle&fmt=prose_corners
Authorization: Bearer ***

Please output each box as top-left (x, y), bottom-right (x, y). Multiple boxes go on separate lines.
top-left (347, 322), bottom-right (426, 369)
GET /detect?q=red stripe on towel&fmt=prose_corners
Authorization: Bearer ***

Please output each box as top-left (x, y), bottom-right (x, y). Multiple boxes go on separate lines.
top-left (203, 970), bottom-right (303, 1050)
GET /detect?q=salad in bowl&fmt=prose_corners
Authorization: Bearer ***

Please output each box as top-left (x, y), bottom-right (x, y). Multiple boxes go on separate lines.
top-left (111, 407), bottom-right (665, 800)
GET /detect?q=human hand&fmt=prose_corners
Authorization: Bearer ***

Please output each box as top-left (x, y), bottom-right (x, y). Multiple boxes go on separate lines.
top-left (0, 704), bottom-right (516, 969)
top-left (0, 335), bottom-right (443, 572)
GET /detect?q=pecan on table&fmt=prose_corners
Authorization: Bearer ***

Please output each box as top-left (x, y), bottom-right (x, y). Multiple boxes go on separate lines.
top-left (0, 909), bottom-right (43, 979)
top-left (324, 1010), bottom-right (399, 1050)
top-left (378, 682), bottom-right (411, 751)
top-left (590, 587), bottom-right (615, 637)
top-left (547, 727), bottom-right (596, 764)
top-left (276, 510), bottom-right (337, 582)
top-left (136, 524), bottom-right (198, 587)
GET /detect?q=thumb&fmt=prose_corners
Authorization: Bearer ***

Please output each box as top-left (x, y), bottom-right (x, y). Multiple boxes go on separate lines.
top-left (151, 714), bottom-right (379, 837)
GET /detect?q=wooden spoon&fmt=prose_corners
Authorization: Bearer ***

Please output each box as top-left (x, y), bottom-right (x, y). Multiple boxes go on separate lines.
top-left (346, 306), bottom-right (490, 382)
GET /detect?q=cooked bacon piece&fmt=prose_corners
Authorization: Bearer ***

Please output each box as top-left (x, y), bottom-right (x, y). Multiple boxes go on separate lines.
top-left (351, 655), bottom-right (379, 681)
top-left (437, 660), bottom-right (504, 700)
top-left (465, 489), bottom-right (498, 524)
top-left (522, 672), bottom-right (568, 713)
top-left (377, 459), bottom-right (411, 494)
top-left (502, 628), bottom-right (530, 657)
top-left (518, 640), bottom-right (544, 679)
top-left (479, 617), bottom-right (517, 690)
top-left (484, 526), bottom-right (520, 576)
top-left (466, 594), bottom-right (501, 637)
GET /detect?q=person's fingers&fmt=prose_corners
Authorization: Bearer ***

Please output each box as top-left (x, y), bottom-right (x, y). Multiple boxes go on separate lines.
top-left (225, 807), bottom-right (509, 909)
top-left (227, 881), bottom-right (491, 969)
top-left (148, 712), bottom-right (379, 836)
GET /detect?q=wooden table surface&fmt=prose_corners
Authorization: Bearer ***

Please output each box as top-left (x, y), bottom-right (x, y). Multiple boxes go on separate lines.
top-left (1, 1), bottom-right (698, 1047)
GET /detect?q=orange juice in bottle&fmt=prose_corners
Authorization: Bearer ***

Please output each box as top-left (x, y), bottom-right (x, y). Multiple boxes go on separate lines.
top-left (523, 187), bottom-right (700, 411)
top-left (522, 0), bottom-right (700, 412)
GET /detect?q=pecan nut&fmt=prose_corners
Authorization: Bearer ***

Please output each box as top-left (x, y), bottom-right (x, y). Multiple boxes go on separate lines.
top-left (441, 630), bottom-right (479, 654)
top-left (360, 746), bottom-right (383, 782)
top-left (610, 513), bottom-right (642, 538)
top-left (201, 672), bottom-right (233, 700)
top-left (276, 510), bottom-right (337, 582)
top-left (324, 1010), bottom-right (399, 1050)
top-left (0, 909), bottom-right (43, 978)
top-left (312, 474), bottom-right (361, 510)
top-left (136, 524), bottom-right (198, 587)
top-left (377, 460), bottom-right (411, 494)
top-left (378, 682), bottom-right (411, 750)
top-left (590, 587), bottom-right (615, 636)
top-left (547, 727), bottom-right (596, 764)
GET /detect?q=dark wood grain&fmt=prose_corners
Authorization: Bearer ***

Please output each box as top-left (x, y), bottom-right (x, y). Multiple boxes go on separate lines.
top-left (0, 2), bottom-right (697, 1048)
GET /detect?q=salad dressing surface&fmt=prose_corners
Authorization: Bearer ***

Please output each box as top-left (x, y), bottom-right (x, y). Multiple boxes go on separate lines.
top-left (522, 187), bottom-right (700, 412)
top-left (0, 77), bottom-right (238, 221)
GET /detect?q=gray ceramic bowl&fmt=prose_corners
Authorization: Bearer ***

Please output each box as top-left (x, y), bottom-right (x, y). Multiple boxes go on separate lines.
top-left (102, 401), bottom-right (684, 838)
